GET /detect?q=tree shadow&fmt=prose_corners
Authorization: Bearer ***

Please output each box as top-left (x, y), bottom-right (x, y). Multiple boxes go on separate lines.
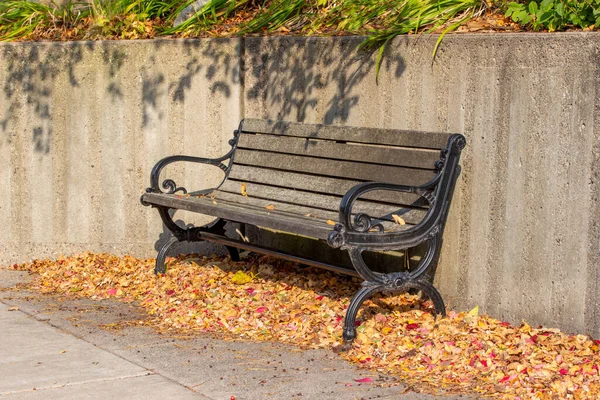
top-left (245, 36), bottom-right (405, 124)
top-left (0, 41), bottom-right (131, 153)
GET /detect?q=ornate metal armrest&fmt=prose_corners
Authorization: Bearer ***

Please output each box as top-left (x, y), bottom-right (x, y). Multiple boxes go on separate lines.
top-left (327, 181), bottom-right (440, 250)
top-left (327, 134), bottom-right (465, 251)
top-left (145, 128), bottom-right (240, 196)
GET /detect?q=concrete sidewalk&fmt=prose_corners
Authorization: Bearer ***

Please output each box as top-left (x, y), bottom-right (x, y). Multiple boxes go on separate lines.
top-left (0, 268), bottom-right (475, 399)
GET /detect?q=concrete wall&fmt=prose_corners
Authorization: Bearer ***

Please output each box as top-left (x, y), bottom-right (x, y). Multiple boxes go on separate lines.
top-left (1, 34), bottom-right (599, 336)
top-left (0, 39), bottom-right (242, 263)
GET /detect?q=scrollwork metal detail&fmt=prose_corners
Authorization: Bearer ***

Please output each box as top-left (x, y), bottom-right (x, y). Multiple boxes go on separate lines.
top-left (327, 224), bottom-right (346, 249)
top-left (353, 213), bottom-right (384, 233)
top-left (161, 179), bottom-right (188, 195)
top-left (454, 135), bottom-right (467, 150)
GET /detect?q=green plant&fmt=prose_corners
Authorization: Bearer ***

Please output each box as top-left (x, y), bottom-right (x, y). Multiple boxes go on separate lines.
top-left (163, 0), bottom-right (250, 35)
top-left (0, 0), bottom-right (91, 41)
top-left (505, 0), bottom-right (600, 31)
top-left (0, 0), bottom-right (53, 40)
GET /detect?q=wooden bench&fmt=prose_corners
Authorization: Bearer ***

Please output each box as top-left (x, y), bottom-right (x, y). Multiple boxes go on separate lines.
top-left (141, 119), bottom-right (466, 345)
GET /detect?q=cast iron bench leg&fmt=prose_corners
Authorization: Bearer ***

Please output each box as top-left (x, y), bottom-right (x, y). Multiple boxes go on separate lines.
top-left (154, 207), bottom-right (241, 274)
top-left (342, 279), bottom-right (446, 345)
top-left (341, 240), bottom-right (447, 346)
top-left (155, 236), bottom-right (179, 275)
top-left (154, 237), bottom-right (238, 274)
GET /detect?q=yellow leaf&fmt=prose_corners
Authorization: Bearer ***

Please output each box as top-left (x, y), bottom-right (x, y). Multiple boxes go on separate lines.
top-left (265, 204), bottom-right (275, 210)
top-left (231, 270), bottom-right (252, 285)
top-left (392, 214), bottom-right (405, 225)
top-left (241, 182), bottom-right (248, 197)
top-left (468, 305), bottom-right (479, 317)
top-left (326, 220), bottom-right (336, 225)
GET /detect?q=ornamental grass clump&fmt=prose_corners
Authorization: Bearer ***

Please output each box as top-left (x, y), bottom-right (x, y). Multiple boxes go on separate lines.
top-left (0, 0), bottom-right (488, 41)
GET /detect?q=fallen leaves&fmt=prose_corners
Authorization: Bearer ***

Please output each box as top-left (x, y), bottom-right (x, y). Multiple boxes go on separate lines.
top-left (392, 214), bottom-right (406, 225)
top-left (265, 204), bottom-right (275, 211)
top-left (231, 270), bottom-right (253, 285)
top-left (241, 183), bottom-right (248, 197)
top-left (326, 220), bottom-right (336, 225)
top-left (10, 252), bottom-right (600, 399)
top-left (7, 306), bottom-right (19, 311)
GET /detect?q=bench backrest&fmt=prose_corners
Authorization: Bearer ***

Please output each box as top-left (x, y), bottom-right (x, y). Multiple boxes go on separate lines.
top-left (220, 119), bottom-right (453, 226)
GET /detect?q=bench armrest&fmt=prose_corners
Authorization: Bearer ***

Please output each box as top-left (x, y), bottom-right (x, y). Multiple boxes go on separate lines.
top-left (328, 134), bottom-right (465, 251)
top-left (146, 154), bottom-right (232, 195)
top-left (328, 181), bottom-right (439, 249)
top-left (144, 127), bottom-right (241, 196)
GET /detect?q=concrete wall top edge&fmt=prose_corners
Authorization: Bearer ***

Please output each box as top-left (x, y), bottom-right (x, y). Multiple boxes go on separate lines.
top-left (0, 37), bottom-right (243, 50)
top-left (1, 31), bottom-right (599, 49)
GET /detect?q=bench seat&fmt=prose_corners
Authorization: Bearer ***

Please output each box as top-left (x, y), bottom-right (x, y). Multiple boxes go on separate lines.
top-left (143, 190), bottom-right (415, 241)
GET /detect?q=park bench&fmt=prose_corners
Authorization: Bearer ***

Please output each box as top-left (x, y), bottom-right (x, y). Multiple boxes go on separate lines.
top-left (141, 119), bottom-right (466, 345)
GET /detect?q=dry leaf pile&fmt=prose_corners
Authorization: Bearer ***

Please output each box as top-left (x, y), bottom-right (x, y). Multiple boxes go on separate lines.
top-left (10, 252), bottom-right (600, 399)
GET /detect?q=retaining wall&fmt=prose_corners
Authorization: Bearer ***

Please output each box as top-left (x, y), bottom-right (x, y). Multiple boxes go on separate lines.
top-left (1, 34), bottom-right (598, 335)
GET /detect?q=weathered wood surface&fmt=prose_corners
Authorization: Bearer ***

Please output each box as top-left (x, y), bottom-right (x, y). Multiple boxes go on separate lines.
top-left (227, 165), bottom-right (427, 207)
top-left (240, 118), bottom-right (453, 150)
top-left (217, 181), bottom-right (426, 224)
top-left (143, 120), bottom-right (447, 241)
top-left (237, 133), bottom-right (440, 169)
top-left (232, 150), bottom-right (436, 186)
top-left (142, 192), bottom-right (412, 239)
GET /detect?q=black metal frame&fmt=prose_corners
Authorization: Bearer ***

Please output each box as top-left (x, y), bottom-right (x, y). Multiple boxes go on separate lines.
top-left (326, 134), bottom-right (465, 343)
top-left (141, 122), bottom-right (466, 347)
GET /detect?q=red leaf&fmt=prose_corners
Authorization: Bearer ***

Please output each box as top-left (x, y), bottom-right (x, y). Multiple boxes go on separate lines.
top-left (316, 295), bottom-right (324, 300)
top-left (406, 323), bottom-right (419, 330)
top-left (559, 368), bottom-right (568, 375)
top-left (245, 288), bottom-right (255, 295)
top-left (255, 306), bottom-right (268, 313)
top-left (166, 290), bottom-right (175, 296)
top-left (106, 288), bottom-right (117, 296)
top-left (354, 377), bottom-right (373, 383)
top-left (499, 376), bottom-right (510, 383)
top-left (481, 360), bottom-right (488, 368)
top-left (359, 357), bottom-right (371, 364)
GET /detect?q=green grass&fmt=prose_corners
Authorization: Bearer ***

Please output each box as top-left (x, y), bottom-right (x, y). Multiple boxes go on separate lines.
top-left (0, 0), bottom-right (486, 42)
top-left (1, 0), bottom-right (597, 56)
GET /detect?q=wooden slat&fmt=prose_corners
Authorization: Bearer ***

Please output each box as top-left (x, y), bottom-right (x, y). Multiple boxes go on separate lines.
top-left (216, 182), bottom-right (427, 225)
top-left (232, 150), bottom-right (436, 186)
top-left (211, 192), bottom-right (414, 233)
top-left (228, 165), bottom-right (427, 207)
top-left (237, 133), bottom-right (439, 169)
top-left (141, 193), bottom-right (411, 239)
top-left (240, 119), bottom-right (453, 150)
top-left (143, 192), bottom-right (333, 239)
